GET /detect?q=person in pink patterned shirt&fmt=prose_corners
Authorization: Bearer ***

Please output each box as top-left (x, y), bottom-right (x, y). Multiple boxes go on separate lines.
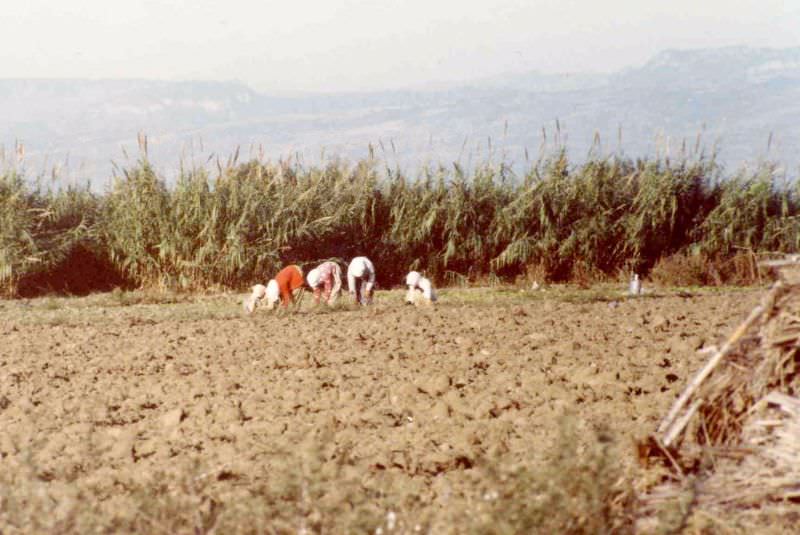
top-left (306, 261), bottom-right (343, 305)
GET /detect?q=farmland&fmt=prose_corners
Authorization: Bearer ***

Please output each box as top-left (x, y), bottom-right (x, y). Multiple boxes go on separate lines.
top-left (3, 147), bottom-right (799, 531)
top-left (0, 285), bottom-right (766, 533)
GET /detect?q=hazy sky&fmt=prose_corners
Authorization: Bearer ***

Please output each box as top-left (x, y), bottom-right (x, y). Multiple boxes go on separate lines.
top-left (3, 0), bottom-right (798, 92)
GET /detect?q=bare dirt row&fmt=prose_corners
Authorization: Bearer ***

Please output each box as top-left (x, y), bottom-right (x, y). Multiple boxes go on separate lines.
top-left (0, 288), bottom-right (760, 532)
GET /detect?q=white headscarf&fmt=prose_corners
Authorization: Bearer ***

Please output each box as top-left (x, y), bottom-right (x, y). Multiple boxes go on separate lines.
top-left (244, 283), bottom-right (267, 313)
top-left (306, 268), bottom-right (321, 289)
top-left (405, 270), bottom-right (421, 288)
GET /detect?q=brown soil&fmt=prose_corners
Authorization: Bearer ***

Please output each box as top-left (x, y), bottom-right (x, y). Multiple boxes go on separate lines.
top-left (0, 288), bottom-right (760, 532)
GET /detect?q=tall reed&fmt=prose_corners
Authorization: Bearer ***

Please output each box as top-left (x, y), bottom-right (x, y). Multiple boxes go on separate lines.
top-left (3, 147), bottom-right (799, 296)
top-left (1, 165), bottom-right (97, 296)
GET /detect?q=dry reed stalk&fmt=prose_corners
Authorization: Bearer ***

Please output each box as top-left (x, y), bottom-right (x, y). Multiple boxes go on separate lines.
top-left (641, 261), bottom-right (800, 529)
top-left (641, 391), bottom-right (800, 525)
top-left (656, 284), bottom-right (777, 444)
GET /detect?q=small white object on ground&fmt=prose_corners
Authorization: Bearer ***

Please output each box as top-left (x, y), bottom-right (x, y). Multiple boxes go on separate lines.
top-left (629, 273), bottom-right (642, 296)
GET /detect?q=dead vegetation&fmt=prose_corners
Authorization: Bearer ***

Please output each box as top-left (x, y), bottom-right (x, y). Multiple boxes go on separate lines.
top-left (640, 260), bottom-right (800, 532)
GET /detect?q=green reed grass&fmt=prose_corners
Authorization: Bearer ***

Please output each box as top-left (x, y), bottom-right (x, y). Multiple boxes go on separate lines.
top-left (0, 166), bottom-right (97, 296)
top-left (2, 146), bottom-right (799, 296)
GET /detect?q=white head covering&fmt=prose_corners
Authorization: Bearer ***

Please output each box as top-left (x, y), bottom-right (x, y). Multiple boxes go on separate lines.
top-left (265, 279), bottom-right (280, 310)
top-left (244, 284), bottom-right (267, 313)
top-left (306, 267), bottom-right (321, 289)
top-left (406, 271), bottom-right (421, 288)
top-left (252, 284), bottom-right (268, 299)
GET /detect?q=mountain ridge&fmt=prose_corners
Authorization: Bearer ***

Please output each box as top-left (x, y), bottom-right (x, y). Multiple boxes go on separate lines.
top-left (2, 46), bottom-right (798, 186)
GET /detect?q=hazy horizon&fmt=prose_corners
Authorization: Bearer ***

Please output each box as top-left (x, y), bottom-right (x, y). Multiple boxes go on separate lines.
top-left (3, 1), bottom-right (798, 93)
top-left (3, 0), bottom-right (800, 186)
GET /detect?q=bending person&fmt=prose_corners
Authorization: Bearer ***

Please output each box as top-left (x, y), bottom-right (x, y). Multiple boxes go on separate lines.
top-left (244, 265), bottom-right (305, 313)
top-left (273, 264), bottom-right (305, 308)
top-left (244, 279), bottom-right (279, 313)
top-left (405, 271), bottom-right (437, 304)
top-left (307, 260), bottom-right (343, 305)
top-left (347, 256), bottom-right (376, 305)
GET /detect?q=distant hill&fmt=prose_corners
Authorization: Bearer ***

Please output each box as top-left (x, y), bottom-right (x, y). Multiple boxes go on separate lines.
top-left (2, 46), bottom-right (799, 187)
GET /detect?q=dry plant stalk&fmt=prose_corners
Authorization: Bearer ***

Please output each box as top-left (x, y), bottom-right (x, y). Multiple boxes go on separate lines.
top-left (656, 286), bottom-right (776, 444)
top-left (641, 261), bottom-right (800, 526)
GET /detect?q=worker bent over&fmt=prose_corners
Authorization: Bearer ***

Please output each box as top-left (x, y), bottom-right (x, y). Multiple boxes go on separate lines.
top-left (244, 264), bottom-right (305, 313)
top-left (405, 270), bottom-right (437, 304)
top-left (307, 261), bottom-right (342, 305)
top-left (347, 256), bottom-right (375, 305)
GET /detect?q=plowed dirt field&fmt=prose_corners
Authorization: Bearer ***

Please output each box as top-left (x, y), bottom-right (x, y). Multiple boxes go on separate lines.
top-left (0, 286), bottom-right (760, 533)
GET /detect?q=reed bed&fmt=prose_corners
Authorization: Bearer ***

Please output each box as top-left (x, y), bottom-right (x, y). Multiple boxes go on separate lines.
top-left (2, 146), bottom-right (799, 296)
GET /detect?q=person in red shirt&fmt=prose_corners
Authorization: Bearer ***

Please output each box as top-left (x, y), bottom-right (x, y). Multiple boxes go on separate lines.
top-left (243, 265), bottom-right (305, 312)
top-left (273, 264), bottom-right (305, 307)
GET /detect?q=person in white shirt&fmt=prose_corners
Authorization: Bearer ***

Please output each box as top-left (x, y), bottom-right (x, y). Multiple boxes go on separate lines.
top-left (405, 271), bottom-right (437, 304)
top-left (347, 256), bottom-right (376, 305)
top-left (243, 279), bottom-right (280, 313)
